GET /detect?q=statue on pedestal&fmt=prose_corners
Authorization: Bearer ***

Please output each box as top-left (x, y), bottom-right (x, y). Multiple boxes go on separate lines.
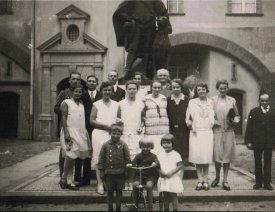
top-left (113, 0), bottom-right (172, 80)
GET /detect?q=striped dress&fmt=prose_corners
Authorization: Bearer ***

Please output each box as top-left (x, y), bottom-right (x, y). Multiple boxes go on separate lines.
top-left (144, 94), bottom-right (169, 154)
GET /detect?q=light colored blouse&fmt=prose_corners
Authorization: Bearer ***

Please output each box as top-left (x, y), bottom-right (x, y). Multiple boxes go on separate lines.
top-left (186, 98), bottom-right (215, 131)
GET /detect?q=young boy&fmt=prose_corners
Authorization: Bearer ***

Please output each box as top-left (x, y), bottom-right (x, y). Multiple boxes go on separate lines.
top-left (132, 139), bottom-right (159, 211)
top-left (98, 121), bottom-right (131, 211)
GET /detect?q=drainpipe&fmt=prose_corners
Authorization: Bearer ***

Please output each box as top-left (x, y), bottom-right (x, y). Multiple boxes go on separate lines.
top-left (29, 0), bottom-right (36, 139)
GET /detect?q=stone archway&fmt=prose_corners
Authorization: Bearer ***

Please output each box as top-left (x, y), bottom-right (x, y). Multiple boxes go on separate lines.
top-left (0, 37), bottom-right (30, 72)
top-left (169, 32), bottom-right (269, 80)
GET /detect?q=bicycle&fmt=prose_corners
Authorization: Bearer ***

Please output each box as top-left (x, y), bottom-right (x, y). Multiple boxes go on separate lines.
top-left (124, 165), bottom-right (155, 211)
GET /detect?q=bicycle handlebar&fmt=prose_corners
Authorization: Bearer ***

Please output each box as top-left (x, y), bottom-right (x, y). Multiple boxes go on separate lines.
top-left (128, 165), bottom-right (155, 170)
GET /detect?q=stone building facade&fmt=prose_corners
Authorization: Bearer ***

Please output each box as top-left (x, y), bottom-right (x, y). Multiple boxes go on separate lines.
top-left (1, 0), bottom-right (275, 140)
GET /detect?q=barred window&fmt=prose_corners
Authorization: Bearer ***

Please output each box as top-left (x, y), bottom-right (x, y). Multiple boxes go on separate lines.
top-left (227, 0), bottom-right (263, 15)
top-left (0, 0), bottom-right (13, 14)
top-left (167, 0), bottom-right (184, 14)
top-left (67, 25), bottom-right (79, 42)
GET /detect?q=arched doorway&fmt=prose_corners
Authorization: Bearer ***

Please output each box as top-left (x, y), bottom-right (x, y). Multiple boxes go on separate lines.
top-left (228, 89), bottom-right (244, 136)
top-left (0, 92), bottom-right (19, 138)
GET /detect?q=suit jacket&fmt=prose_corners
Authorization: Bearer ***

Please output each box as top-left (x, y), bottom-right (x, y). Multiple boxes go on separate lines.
top-left (111, 86), bottom-right (125, 102)
top-left (82, 90), bottom-right (102, 135)
top-left (245, 106), bottom-right (275, 149)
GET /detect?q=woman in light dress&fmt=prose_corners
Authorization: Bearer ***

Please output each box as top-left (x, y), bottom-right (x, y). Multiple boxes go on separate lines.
top-left (143, 80), bottom-right (169, 155)
top-left (186, 82), bottom-right (215, 191)
top-left (118, 80), bottom-right (145, 190)
top-left (90, 81), bottom-right (119, 195)
top-left (60, 84), bottom-right (91, 190)
top-left (118, 81), bottom-right (145, 160)
top-left (211, 80), bottom-right (240, 191)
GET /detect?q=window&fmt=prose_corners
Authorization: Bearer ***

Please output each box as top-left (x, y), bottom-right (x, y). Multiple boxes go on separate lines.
top-left (227, 0), bottom-right (263, 15)
top-left (0, 0), bottom-right (12, 14)
top-left (167, 0), bottom-right (184, 15)
top-left (66, 25), bottom-right (79, 42)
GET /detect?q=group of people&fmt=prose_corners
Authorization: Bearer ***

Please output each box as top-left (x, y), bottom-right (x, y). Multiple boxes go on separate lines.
top-left (54, 68), bottom-right (275, 211)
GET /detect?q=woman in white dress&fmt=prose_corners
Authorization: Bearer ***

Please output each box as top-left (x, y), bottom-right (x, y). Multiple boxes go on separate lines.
top-left (186, 82), bottom-right (215, 191)
top-left (143, 80), bottom-right (169, 155)
top-left (118, 81), bottom-right (145, 160)
top-left (90, 81), bottom-right (119, 194)
top-left (118, 80), bottom-right (145, 189)
top-left (60, 84), bottom-right (91, 190)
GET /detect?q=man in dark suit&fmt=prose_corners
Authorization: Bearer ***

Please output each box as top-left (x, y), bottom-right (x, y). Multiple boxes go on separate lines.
top-left (74, 74), bottom-right (102, 186)
top-left (245, 93), bottom-right (275, 190)
top-left (108, 70), bottom-right (125, 102)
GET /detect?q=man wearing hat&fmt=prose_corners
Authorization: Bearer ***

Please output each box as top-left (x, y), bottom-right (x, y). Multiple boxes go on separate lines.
top-left (113, 0), bottom-right (171, 80)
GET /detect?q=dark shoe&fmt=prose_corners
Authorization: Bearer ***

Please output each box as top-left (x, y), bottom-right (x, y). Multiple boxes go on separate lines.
top-left (196, 182), bottom-right (203, 191)
top-left (264, 184), bottom-right (273, 191)
top-left (74, 181), bottom-right (81, 187)
top-left (253, 183), bottom-right (262, 190)
top-left (211, 178), bottom-right (219, 187)
top-left (76, 180), bottom-right (91, 187)
top-left (188, 162), bottom-right (195, 167)
top-left (66, 183), bottom-right (79, 190)
top-left (203, 182), bottom-right (210, 191)
top-left (222, 182), bottom-right (231, 191)
top-left (59, 179), bottom-right (67, 189)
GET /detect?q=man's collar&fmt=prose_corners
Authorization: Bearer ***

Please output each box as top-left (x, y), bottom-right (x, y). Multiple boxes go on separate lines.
top-left (261, 105), bottom-right (270, 112)
top-left (113, 83), bottom-right (118, 92)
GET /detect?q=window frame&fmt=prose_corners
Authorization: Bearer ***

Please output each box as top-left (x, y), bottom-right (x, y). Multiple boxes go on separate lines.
top-left (167, 0), bottom-right (185, 16)
top-left (226, 0), bottom-right (263, 16)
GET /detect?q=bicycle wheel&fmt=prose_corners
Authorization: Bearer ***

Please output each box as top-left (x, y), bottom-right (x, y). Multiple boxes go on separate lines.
top-left (139, 192), bottom-right (147, 211)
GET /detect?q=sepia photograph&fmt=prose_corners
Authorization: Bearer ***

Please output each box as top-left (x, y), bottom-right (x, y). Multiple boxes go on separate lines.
top-left (0, 0), bottom-right (275, 211)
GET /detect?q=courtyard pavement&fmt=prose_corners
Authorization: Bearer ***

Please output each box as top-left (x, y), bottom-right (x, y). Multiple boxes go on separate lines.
top-left (0, 145), bottom-right (274, 204)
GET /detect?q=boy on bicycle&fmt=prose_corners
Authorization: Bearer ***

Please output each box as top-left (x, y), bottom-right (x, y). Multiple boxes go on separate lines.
top-left (131, 139), bottom-right (159, 211)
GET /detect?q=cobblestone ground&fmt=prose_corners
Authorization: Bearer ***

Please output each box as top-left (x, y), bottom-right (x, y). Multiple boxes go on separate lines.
top-left (1, 201), bottom-right (275, 211)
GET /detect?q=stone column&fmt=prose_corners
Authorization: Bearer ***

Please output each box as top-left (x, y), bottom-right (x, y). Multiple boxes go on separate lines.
top-left (38, 64), bottom-right (53, 141)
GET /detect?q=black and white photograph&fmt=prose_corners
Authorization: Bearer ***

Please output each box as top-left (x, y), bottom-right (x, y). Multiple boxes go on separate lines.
top-left (0, 0), bottom-right (275, 211)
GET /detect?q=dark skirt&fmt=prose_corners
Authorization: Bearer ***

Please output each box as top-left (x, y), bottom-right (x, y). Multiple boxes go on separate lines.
top-left (170, 128), bottom-right (189, 160)
top-left (104, 174), bottom-right (125, 191)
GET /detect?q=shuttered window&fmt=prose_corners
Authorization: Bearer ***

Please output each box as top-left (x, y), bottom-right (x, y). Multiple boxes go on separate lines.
top-left (0, 0), bottom-right (13, 15)
top-left (227, 0), bottom-right (263, 15)
top-left (167, 0), bottom-right (184, 15)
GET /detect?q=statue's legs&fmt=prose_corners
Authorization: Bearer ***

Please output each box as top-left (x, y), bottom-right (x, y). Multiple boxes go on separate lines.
top-left (124, 51), bottom-right (137, 80)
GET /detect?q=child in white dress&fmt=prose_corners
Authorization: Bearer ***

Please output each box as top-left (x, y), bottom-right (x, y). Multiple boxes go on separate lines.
top-left (157, 134), bottom-right (184, 211)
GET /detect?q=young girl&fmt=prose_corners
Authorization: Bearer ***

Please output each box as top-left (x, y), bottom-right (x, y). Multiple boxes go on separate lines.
top-left (157, 134), bottom-right (184, 211)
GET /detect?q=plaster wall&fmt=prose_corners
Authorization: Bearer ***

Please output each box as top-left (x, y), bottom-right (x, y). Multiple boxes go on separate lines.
top-left (0, 53), bottom-right (29, 82)
top-left (170, 0), bottom-right (275, 74)
top-left (34, 0), bottom-right (123, 80)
